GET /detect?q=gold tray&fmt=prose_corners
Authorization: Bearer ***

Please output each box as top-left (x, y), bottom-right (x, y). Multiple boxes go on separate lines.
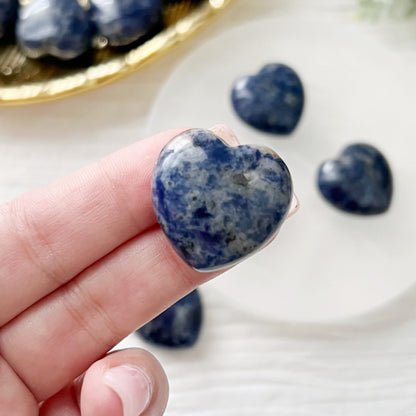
top-left (0, 0), bottom-right (232, 105)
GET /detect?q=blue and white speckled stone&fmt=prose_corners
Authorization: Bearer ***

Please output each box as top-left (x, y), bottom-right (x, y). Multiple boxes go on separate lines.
top-left (89, 0), bottom-right (162, 46)
top-left (0, 0), bottom-right (17, 38)
top-left (232, 63), bottom-right (304, 135)
top-left (318, 143), bottom-right (393, 215)
top-left (16, 0), bottom-right (91, 60)
top-left (152, 129), bottom-right (293, 271)
top-left (137, 289), bottom-right (202, 348)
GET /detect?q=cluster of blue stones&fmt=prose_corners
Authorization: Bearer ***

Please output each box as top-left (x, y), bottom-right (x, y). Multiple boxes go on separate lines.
top-left (318, 143), bottom-right (393, 215)
top-left (151, 129), bottom-right (293, 271)
top-left (137, 290), bottom-right (202, 348)
top-left (231, 63), bottom-right (304, 135)
top-left (13, 0), bottom-right (163, 59)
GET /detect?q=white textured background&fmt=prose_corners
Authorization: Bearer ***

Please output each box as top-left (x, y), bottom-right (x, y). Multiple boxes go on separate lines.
top-left (1, 1), bottom-right (416, 415)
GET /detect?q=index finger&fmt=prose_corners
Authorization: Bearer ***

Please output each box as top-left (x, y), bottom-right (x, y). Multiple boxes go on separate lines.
top-left (0, 128), bottom-right (186, 325)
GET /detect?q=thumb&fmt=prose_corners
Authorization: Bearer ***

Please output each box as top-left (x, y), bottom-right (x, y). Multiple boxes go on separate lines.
top-left (39, 348), bottom-right (169, 416)
top-left (81, 348), bottom-right (169, 416)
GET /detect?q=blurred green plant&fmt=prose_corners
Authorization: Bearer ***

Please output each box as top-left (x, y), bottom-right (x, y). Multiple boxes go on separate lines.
top-left (358, 0), bottom-right (416, 18)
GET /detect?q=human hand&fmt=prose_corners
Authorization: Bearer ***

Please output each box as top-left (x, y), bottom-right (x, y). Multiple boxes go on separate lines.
top-left (0, 125), bottom-right (294, 416)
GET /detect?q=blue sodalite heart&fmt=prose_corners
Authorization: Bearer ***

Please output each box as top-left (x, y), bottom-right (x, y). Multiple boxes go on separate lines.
top-left (152, 129), bottom-right (293, 271)
top-left (16, 0), bottom-right (91, 59)
top-left (231, 63), bottom-right (304, 135)
top-left (89, 0), bottom-right (162, 47)
top-left (137, 290), bottom-right (202, 348)
top-left (0, 0), bottom-right (17, 38)
top-left (318, 143), bottom-right (393, 215)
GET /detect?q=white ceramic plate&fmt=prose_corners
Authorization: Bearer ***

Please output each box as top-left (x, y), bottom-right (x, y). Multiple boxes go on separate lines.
top-left (147, 17), bottom-right (416, 322)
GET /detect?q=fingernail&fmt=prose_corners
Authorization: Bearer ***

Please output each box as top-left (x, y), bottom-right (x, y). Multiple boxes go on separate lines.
top-left (104, 365), bottom-right (152, 416)
top-left (209, 124), bottom-right (240, 146)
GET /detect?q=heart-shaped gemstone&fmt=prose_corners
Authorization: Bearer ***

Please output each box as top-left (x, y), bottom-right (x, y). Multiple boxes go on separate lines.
top-left (89, 0), bottom-right (162, 47)
top-left (152, 129), bottom-right (293, 271)
top-left (318, 143), bottom-right (393, 215)
top-left (231, 63), bottom-right (304, 135)
top-left (137, 289), bottom-right (202, 348)
top-left (16, 0), bottom-right (91, 59)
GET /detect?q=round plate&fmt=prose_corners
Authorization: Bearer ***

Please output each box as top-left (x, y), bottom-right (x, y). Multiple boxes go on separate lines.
top-left (0, 0), bottom-right (232, 105)
top-left (147, 17), bottom-right (416, 322)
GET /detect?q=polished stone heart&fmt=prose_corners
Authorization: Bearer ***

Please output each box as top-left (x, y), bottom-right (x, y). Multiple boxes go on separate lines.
top-left (137, 290), bottom-right (202, 348)
top-left (152, 129), bottom-right (293, 271)
top-left (318, 143), bottom-right (393, 215)
top-left (231, 63), bottom-right (304, 135)
top-left (16, 0), bottom-right (91, 59)
top-left (89, 0), bottom-right (162, 46)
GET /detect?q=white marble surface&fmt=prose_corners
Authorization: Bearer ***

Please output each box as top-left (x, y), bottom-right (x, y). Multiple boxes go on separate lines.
top-left (1, 0), bottom-right (416, 415)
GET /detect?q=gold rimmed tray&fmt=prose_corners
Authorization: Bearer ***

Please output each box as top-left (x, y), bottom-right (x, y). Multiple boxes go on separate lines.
top-left (0, 0), bottom-right (232, 105)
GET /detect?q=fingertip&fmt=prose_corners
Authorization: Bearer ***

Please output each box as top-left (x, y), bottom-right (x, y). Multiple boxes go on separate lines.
top-left (287, 193), bottom-right (300, 218)
top-left (209, 124), bottom-right (240, 146)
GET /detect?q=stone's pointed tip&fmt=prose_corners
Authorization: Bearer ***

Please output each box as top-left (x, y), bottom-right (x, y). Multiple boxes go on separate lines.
top-left (287, 194), bottom-right (300, 218)
top-left (137, 290), bottom-right (202, 348)
top-left (209, 124), bottom-right (240, 147)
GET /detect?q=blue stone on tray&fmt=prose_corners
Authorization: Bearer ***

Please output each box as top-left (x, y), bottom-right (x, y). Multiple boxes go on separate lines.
top-left (137, 290), bottom-right (202, 348)
top-left (0, 0), bottom-right (17, 38)
top-left (89, 0), bottom-right (163, 46)
top-left (318, 143), bottom-right (393, 215)
top-left (16, 0), bottom-right (92, 60)
top-left (151, 129), bottom-right (293, 271)
top-left (231, 63), bottom-right (304, 135)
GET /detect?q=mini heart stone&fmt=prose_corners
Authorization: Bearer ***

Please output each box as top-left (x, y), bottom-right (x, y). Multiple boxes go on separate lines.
top-left (16, 0), bottom-right (91, 59)
top-left (137, 289), bottom-right (202, 348)
top-left (151, 129), bottom-right (293, 271)
top-left (318, 143), bottom-right (393, 215)
top-left (231, 63), bottom-right (304, 135)
top-left (89, 0), bottom-right (162, 47)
